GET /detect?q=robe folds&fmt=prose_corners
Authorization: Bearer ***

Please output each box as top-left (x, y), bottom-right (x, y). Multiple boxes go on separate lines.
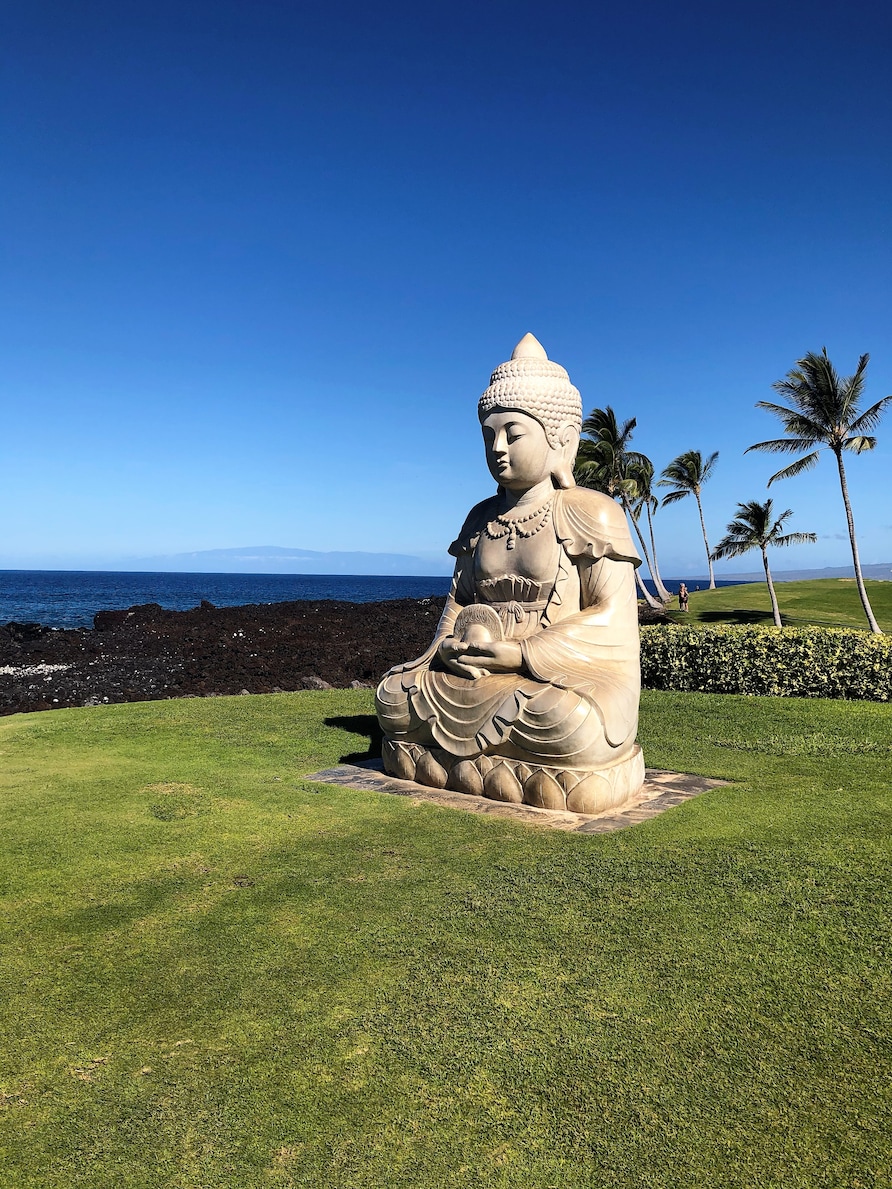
top-left (375, 485), bottom-right (643, 768)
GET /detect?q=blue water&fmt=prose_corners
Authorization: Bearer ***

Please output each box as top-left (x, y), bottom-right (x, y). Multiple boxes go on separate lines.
top-left (0, 570), bottom-right (752, 630)
top-left (0, 570), bottom-right (454, 629)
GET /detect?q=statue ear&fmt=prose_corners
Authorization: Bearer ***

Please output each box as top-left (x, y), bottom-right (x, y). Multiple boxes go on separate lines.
top-left (552, 424), bottom-right (579, 488)
top-left (560, 424), bottom-right (580, 454)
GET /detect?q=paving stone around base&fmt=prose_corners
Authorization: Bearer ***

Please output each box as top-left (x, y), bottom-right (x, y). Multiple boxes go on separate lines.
top-left (305, 759), bottom-right (729, 833)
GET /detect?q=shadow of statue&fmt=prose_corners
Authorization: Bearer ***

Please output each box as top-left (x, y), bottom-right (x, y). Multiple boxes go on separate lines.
top-left (324, 715), bottom-right (383, 763)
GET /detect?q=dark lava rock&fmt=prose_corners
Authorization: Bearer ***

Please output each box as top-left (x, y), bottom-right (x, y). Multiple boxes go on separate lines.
top-left (0, 597), bottom-right (448, 717)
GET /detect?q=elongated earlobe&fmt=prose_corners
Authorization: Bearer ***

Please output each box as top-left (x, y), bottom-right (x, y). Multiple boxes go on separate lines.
top-left (552, 462), bottom-right (576, 489)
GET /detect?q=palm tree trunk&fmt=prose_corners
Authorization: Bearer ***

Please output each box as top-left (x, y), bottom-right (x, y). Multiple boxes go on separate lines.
top-left (694, 490), bottom-right (716, 589)
top-left (621, 497), bottom-right (663, 609)
top-left (835, 450), bottom-right (882, 634)
top-left (761, 545), bottom-right (782, 628)
top-left (634, 566), bottom-right (663, 610)
top-left (645, 502), bottom-right (672, 601)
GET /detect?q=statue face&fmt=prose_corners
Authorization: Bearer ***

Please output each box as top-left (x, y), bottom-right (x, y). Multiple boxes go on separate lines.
top-left (481, 410), bottom-right (554, 491)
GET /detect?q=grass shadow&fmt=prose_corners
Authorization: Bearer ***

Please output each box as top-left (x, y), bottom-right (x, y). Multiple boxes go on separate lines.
top-left (696, 609), bottom-right (777, 625)
top-left (325, 714), bottom-right (383, 763)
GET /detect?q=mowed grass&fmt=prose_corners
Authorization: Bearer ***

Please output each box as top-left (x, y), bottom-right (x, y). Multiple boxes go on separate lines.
top-left (0, 689), bottom-right (890, 1188)
top-left (668, 576), bottom-right (892, 630)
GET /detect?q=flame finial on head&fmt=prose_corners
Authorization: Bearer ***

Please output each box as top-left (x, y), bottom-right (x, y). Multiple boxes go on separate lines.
top-left (478, 334), bottom-right (582, 447)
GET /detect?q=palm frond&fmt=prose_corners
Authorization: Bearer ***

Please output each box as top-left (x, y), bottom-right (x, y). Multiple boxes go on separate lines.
top-left (622, 450), bottom-right (651, 475)
top-left (615, 478), bottom-right (639, 500)
top-left (773, 532), bottom-right (818, 548)
top-left (755, 400), bottom-right (803, 419)
top-left (700, 451), bottom-right (719, 482)
top-left (710, 538), bottom-right (753, 561)
top-left (632, 493), bottom-right (659, 515)
top-left (581, 406), bottom-right (636, 449)
top-left (718, 520), bottom-right (752, 541)
top-left (842, 436), bottom-right (876, 454)
top-left (573, 460), bottom-right (612, 494)
top-left (766, 452), bottom-right (820, 485)
top-left (660, 489), bottom-right (690, 506)
top-left (745, 437), bottom-right (819, 455)
top-left (574, 438), bottom-right (604, 465)
top-left (848, 394), bottom-right (892, 434)
top-left (659, 449), bottom-right (717, 492)
top-left (768, 509), bottom-right (794, 537)
top-left (755, 401), bottom-right (827, 437)
top-left (734, 500), bottom-right (768, 524)
top-left (839, 353), bottom-right (870, 420)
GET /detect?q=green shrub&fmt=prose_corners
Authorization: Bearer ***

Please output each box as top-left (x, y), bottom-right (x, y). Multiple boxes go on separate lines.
top-left (640, 624), bottom-right (892, 701)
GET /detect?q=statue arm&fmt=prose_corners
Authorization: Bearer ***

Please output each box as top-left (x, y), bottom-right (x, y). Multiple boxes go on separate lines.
top-left (520, 554), bottom-right (640, 746)
top-left (520, 556), bottom-right (639, 681)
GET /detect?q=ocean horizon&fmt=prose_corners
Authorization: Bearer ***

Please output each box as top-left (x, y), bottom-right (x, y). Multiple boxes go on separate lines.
top-left (0, 568), bottom-right (757, 630)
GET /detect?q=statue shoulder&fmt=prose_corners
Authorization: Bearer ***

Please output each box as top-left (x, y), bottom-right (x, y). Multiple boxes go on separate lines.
top-left (554, 487), bottom-right (642, 566)
top-left (448, 494), bottom-right (501, 557)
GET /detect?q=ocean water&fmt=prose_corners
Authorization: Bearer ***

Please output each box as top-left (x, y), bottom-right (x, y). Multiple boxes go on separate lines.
top-left (0, 570), bottom-right (751, 630)
top-left (0, 571), bottom-right (454, 629)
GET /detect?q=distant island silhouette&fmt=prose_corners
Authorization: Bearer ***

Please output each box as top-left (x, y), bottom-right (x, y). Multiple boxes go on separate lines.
top-left (125, 545), bottom-right (452, 576)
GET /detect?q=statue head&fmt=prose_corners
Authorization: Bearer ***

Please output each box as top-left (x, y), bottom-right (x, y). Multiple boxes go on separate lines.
top-left (478, 334), bottom-right (582, 489)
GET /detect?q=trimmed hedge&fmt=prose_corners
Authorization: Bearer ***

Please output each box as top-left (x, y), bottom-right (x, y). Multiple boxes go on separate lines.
top-left (640, 624), bottom-right (892, 701)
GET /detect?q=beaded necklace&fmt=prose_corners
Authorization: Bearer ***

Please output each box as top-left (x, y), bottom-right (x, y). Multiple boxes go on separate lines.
top-left (483, 495), bottom-right (553, 550)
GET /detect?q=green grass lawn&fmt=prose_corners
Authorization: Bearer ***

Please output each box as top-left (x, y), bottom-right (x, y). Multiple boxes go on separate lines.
top-left (1, 689), bottom-right (890, 1188)
top-left (668, 576), bottom-right (892, 630)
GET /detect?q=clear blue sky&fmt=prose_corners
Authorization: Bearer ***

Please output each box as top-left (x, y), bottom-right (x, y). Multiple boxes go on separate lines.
top-left (4, 0), bottom-right (890, 576)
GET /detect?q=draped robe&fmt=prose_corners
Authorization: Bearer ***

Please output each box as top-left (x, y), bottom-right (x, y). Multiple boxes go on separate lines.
top-left (375, 486), bottom-right (642, 770)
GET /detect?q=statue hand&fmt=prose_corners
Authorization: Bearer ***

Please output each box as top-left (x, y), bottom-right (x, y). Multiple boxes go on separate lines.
top-left (454, 640), bottom-right (524, 674)
top-left (438, 636), bottom-right (473, 676)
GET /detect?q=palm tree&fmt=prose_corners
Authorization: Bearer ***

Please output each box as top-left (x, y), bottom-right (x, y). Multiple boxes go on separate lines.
top-left (626, 455), bottom-right (672, 602)
top-left (574, 407), bottom-right (664, 609)
top-left (658, 450), bottom-right (720, 589)
top-left (575, 406), bottom-right (640, 500)
top-left (746, 348), bottom-right (890, 635)
top-left (711, 500), bottom-right (817, 628)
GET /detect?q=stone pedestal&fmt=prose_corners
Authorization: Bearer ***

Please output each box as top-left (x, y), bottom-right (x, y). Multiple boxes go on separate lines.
top-left (382, 738), bottom-right (645, 816)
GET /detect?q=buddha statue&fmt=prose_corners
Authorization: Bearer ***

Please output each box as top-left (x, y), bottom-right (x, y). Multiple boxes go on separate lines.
top-left (375, 334), bottom-right (645, 815)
